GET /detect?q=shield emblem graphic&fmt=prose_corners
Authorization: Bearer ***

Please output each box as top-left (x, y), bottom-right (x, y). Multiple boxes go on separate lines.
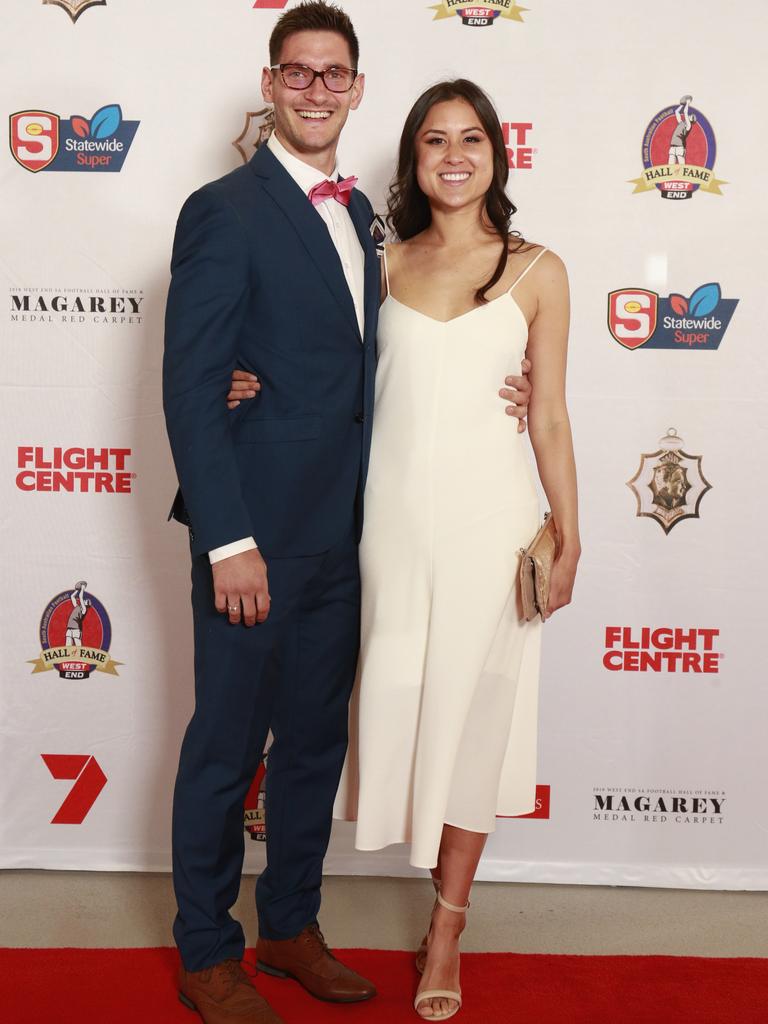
top-left (608, 288), bottom-right (658, 349)
top-left (232, 108), bottom-right (275, 164)
top-left (10, 111), bottom-right (60, 173)
top-left (43, 0), bottom-right (107, 24)
top-left (627, 428), bottom-right (712, 534)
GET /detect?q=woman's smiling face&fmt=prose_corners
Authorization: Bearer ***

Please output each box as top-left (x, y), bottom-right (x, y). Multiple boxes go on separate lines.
top-left (414, 98), bottom-right (495, 213)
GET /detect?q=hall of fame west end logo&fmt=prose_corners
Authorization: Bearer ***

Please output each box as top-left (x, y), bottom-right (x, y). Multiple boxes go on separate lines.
top-left (42, 0), bottom-right (106, 24)
top-left (28, 581), bottom-right (122, 679)
top-left (244, 743), bottom-right (272, 842)
top-left (428, 0), bottom-right (528, 27)
top-left (630, 94), bottom-right (726, 201)
top-left (627, 428), bottom-right (712, 534)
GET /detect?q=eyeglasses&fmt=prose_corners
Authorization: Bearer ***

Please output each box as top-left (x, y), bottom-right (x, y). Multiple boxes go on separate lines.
top-left (270, 63), bottom-right (358, 94)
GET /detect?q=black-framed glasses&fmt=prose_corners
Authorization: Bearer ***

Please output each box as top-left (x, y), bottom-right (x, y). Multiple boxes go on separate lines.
top-left (270, 63), bottom-right (358, 94)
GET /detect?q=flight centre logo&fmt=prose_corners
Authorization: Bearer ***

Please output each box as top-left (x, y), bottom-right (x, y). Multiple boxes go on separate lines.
top-left (502, 121), bottom-right (536, 171)
top-left (429, 1), bottom-right (528, 28)
top-left (43, 0), bottom-right (106, 23)
top-left (603, 627), bottom-right (722, 674)
top-left (10, 104), bottom-right (139, 173)
top-left (608, 283), bottom-right (738, 350)
top-left (629, 95), bottom-right (726, 200)
top-left (29, 581), bottom-right (122, 679)
top-left (627, 428), bottom-right (711, 534)
top-left (16, 446), bottom-right (135, 493)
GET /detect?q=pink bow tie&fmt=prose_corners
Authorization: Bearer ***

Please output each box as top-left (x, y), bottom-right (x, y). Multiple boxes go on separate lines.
top-left (308, 175), bottom-right (358, 207)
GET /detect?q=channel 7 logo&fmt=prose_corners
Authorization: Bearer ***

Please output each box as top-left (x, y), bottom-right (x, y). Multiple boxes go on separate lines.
top-left (41, 754), bottom-right (107, 824)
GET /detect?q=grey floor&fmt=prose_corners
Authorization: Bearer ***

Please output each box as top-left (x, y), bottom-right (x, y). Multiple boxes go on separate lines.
top-left (2, 871), bottom-right (768, 957)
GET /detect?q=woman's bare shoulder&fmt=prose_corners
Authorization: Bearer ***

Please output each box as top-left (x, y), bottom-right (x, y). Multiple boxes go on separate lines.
top-left (384, 238), bottom-right (407, 266)
top-left (511, 239), bottom-right (567, 278)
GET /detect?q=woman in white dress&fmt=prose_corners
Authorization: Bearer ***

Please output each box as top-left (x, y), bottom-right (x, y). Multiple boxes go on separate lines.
top-left (349, 80), bottom-right (578, 1020)
top-left (230, 79), bottom-right (579, 1022)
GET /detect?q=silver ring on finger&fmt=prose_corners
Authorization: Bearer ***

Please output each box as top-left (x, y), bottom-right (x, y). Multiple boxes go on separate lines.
top-left (228, 604), bottom-right (239, 613)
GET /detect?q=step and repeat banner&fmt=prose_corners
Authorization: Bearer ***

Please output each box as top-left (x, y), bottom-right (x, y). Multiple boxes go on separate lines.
top-left (2, 0), bottom-right (767, 888)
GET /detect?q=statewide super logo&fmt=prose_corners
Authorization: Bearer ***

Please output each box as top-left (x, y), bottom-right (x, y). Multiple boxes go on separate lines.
top-left (29, 581), bottom-right (122, 679)
top-left (608, 283), bottom-right (738, 350)
top-left (10, 104), bottom-right (139, 173)
top-left (630, 95), bottom-right (725, 200)
top-left (429, 0), bottom-right (527, 27)
top-left (627, 428), bottom-right (711, 534)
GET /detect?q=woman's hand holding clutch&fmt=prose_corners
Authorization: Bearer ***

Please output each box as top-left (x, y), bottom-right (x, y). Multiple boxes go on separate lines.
top-left (544, 546), bottom-right (579, 620)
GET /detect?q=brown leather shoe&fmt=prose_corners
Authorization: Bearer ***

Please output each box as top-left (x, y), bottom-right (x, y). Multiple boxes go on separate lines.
top-left (178, 959), bottom-right (283, 1023)
top-left (256, 924), bottom-right (377, 1003)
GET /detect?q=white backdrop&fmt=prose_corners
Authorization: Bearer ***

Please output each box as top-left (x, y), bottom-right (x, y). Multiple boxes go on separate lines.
top-left (2, 0), bottom-right (768, 889)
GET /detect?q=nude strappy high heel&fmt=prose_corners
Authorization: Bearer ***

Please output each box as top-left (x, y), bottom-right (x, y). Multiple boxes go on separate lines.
top-left (413, 890), bottom-right (470, 1021)
top-left (415, 876), bottom-right (441, 974)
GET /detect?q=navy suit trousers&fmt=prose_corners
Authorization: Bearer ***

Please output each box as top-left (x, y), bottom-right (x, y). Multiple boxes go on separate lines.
top-left (172, 525), bottom-right (360, 971)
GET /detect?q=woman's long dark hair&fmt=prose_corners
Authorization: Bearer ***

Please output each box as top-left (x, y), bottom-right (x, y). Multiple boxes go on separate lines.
top-left (387, 79), bottom-right (527, 304)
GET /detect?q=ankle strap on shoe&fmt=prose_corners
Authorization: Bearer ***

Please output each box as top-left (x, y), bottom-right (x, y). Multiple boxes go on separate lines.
top-left (436, 891), bottom-right (470, 914)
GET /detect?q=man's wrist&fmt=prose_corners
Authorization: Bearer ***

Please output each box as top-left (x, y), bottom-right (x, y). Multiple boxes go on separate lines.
top-left (209, 537), bottom-right (258, 565)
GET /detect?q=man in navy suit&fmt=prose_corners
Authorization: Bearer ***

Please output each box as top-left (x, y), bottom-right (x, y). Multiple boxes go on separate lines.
top-left (163, 4), bottom-right (530, 1022)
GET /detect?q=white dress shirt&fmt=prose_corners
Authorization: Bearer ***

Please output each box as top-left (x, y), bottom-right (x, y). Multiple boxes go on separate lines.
top-left (209, 131), bottom-right (366, 564)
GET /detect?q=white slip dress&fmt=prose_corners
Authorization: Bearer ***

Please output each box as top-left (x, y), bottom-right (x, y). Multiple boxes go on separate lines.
top-left (334, 247), bottom-right (547, 869)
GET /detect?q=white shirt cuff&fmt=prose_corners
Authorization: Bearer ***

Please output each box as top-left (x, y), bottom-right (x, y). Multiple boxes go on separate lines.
top-left (208, 537), bottom-right (258, 564)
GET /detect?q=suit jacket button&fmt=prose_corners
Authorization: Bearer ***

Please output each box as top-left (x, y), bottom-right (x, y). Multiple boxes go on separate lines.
top-left (354, 412), bottom-right (364, 424)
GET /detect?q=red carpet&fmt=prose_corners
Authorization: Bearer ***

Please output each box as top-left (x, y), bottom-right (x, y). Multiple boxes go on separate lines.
top-left (2, 947), bottom-right (767, 1024)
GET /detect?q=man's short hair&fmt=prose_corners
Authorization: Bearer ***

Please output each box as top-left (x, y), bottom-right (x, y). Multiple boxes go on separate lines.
top-left (269, 1), bottom-right (360, 68)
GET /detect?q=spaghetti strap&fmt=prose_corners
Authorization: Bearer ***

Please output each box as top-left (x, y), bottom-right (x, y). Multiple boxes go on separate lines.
top-left (382, 244), bottom-right (392, 298)
top-left (509, 246), bottom-right (549, 291)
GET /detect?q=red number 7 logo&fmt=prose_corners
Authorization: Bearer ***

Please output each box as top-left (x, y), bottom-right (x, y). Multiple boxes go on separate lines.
top-left (253, 1), bottom-right (289, 8)
top-left (41, 754), bottom-right (107, 824)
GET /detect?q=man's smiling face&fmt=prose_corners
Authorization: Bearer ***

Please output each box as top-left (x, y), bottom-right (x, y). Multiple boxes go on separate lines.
top-left (261, 30), bottom-right (365, 168)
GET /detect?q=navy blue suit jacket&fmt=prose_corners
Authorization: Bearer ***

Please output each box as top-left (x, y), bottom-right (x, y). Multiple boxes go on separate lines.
top-left (163, 144), bottom-right (379, 559)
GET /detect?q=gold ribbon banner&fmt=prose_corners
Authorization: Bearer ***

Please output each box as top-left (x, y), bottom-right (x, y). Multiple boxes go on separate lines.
top-left (430, 0), bottom-right (528, 21)
top-left (28, 646), bottom-right (123, 676)
top-left (629, 164), bottom-right (727, 195)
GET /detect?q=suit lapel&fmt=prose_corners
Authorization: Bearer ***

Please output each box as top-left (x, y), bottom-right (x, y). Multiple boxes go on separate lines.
top-left (347, 189), bottom-right (380, 348)
top-left (250, 146), bottom-right (359, 337)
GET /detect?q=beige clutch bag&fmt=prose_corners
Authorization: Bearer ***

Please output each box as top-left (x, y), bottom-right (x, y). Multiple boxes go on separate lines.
top-left (519, 513), bottom-right (558, 622)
